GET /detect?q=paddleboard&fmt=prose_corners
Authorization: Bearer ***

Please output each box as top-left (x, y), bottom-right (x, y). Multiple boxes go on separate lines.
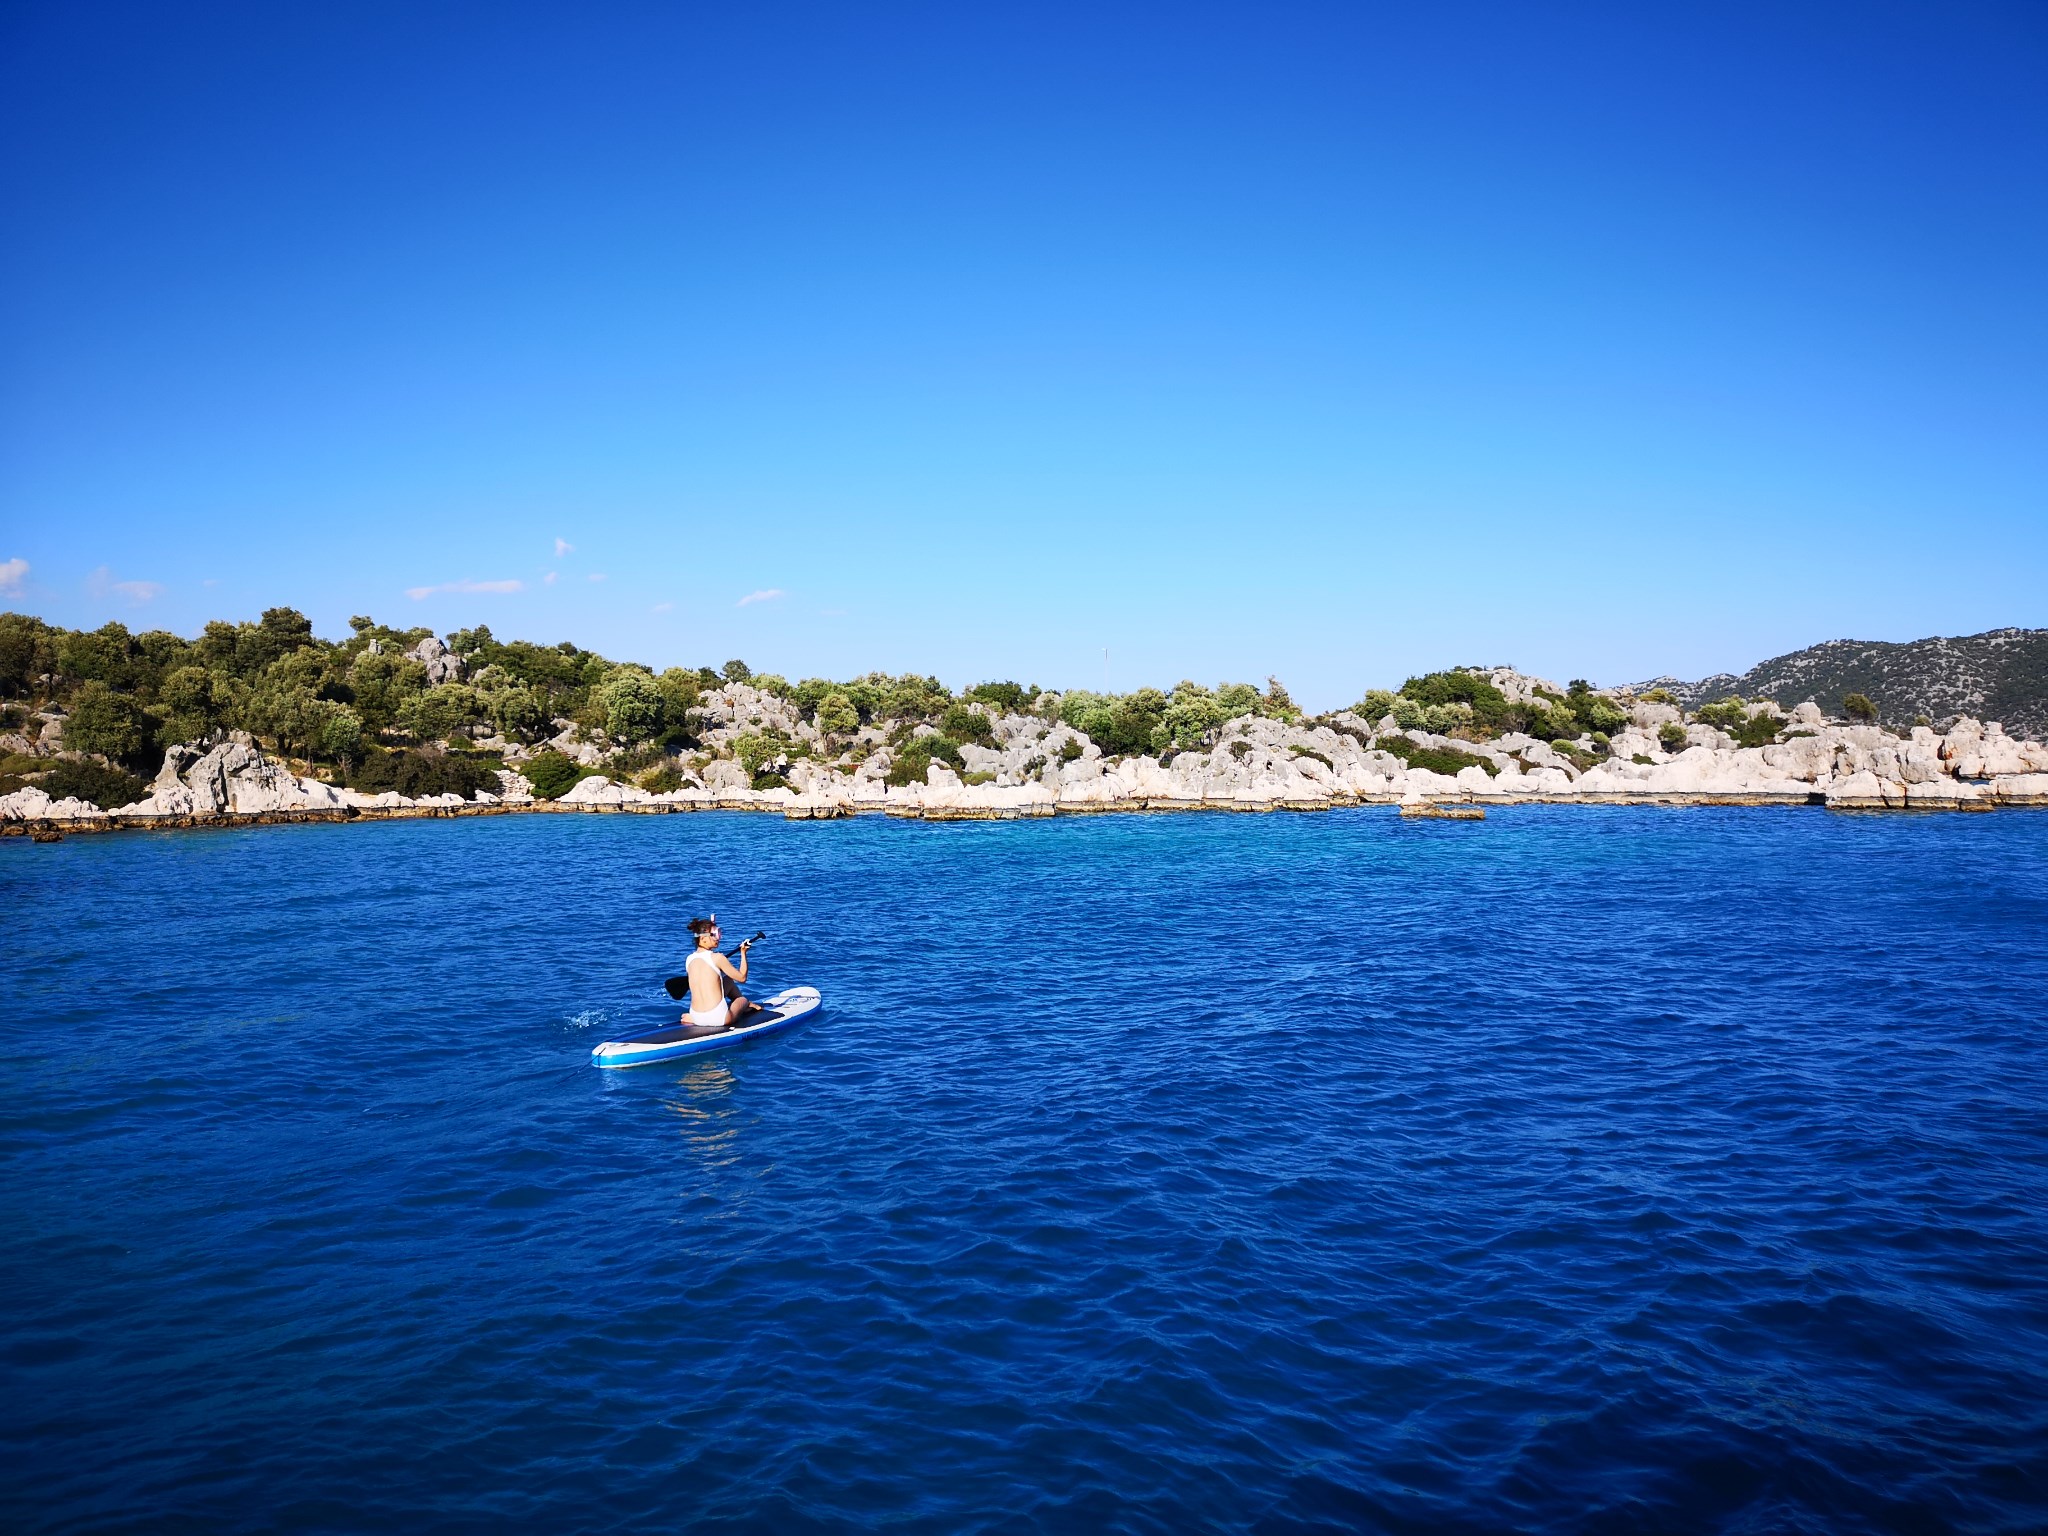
top-left (590, 986), bottom-right (823, 1068)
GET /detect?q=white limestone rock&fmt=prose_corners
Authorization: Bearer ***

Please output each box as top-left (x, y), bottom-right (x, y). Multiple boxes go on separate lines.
top-left (1992, 773), bottom-right (2048, 805)
top-left (558, 775), bottom-right (654, 806)
top-left (406, 635), bottom-right (466, 685)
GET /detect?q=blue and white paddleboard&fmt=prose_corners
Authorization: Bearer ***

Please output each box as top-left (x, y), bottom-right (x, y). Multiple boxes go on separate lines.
top-left (590, 986), bottom-right (823, 1068)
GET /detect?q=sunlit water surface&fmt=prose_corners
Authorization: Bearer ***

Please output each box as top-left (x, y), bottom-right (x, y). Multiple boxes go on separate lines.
top-left (3, 808), bottom-right (2045, 1533)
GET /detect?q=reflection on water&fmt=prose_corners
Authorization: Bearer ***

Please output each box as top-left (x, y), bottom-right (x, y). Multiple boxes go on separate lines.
top-left (662, 1060), bottom-right (742, 1164)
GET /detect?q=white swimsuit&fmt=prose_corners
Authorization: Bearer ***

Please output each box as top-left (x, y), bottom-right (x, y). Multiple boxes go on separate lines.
top-left (685, 949), bottom-right (730, 1027)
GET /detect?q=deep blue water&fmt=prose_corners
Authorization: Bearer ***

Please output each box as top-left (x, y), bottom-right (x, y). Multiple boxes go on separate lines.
top-left (3, 807), bottom-right (2046, 1534)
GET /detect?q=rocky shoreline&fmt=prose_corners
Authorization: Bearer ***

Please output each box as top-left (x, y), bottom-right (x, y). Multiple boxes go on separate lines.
top-left (6, 681), bottom-right (2045, 837)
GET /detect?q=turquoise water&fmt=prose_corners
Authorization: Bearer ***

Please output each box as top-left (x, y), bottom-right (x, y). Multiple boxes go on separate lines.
top-left (3, 808), bottom-right (2045, 1533)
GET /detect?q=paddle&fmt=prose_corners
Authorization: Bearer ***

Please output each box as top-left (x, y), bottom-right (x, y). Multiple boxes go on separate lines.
top-left (664, 931), bottom-right (766, 1000)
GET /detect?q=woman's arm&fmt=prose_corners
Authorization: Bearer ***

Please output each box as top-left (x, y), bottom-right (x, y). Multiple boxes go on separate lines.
top-left (711, 943), bottom-right (750, 983)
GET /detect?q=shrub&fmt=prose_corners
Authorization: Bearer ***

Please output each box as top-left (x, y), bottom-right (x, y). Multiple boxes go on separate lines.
top-left (1572, 693), bottom-right (1627, 734)
top-left (1641, 688), bottom-right (1676, 704)
top-left (722, 659), bottom-right (752, 683)
top-left (1228, 740), bottom-right (1253, 760)
top-left (1693, 699), bottom-right (1749, 732)
top-left (962, 770), bottom-right (997, 785)
top-left (1843, 692), bottom-right (1878, 723)
top-left (1355, 689), bottom-right (1399, 722)
top-left (732, 732), bottom-right (789, 776)
top-left (639, 765), bottom-right (683, 794)
top-left (964, 681), bottom-right (1027, 712)
top-left (1658, 723), bottom-right (1687, 752)
top-left (347, 747), bottom-right (499, 801)
top-left (0, 751), bottom-right (44, 795)
top-left (940, 702), bottom-right (995, 745)
top-left (40, 759), bottom-right (151, 811)
top-left (1400, 671), bottom-right (1510, 734)
top-left (1632, 753), bottom-right (1655, 766)
top-left (1058, 738), bottom-right (1083, 762)
top-left (1732, 713), bottom-right (1781, 749)
top-left (884, 735), bottom-right (964, 787)
top-left (1060, 688), bottom-right (1168, 756)
top-left (518, 750), bottom-right (595, 800)
top-left (1289, 746), bottom-right (1334, 769)
top-left (1377, 737), bottom-right (1498, 777)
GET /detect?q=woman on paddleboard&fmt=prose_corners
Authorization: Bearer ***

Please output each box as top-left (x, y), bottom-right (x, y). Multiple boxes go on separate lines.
top-left (684, 915), bottom-right (760, 1030)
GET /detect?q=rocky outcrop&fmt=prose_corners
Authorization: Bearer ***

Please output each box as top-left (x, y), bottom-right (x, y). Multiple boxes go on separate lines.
top-left (6, 711), bottom-right (2046, 834)
top-left (406, 635), bottom-right (465, 686)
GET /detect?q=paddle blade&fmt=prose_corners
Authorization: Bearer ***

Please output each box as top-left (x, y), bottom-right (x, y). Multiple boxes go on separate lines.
top-left (663, 975), bottom-right (689, 1000)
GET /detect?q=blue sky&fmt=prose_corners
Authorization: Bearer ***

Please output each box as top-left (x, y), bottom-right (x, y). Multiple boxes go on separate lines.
top-left (3, 2), bottom-right (2043, 707)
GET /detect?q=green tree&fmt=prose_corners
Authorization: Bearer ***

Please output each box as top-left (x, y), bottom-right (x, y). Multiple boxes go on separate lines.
top-left (732, 731), bottom-right (787, 776)
top-left (157, 665), bottom-right (224, 745)
top-left (1162, 683), bottom-right (1223, 750)
top-left (1215, 681), bottom-right (1261, 718)
top-left (722, 658), bottom-right (753, 683)
top-left (63, 680), bottom-right (151, 764)
top-left (656, 667), bottom-right (702, 723)
top-left (399, 684), bottom-right (482, 744)
top-left (0, 613), bottom-right (56, 697)
top-left (475, 675), bottom-right (547, 741)
top-left (313, 702), bottom-right (364, 765)
top-left (1263, 676), bottom-right (1298, 720)
top-left (596, 667), bottom-right (663, 742)
top-left (1843, 693), bottom-right (1878, 723)
top-left (240, 607), bottom-right (316, 674)
top-left (246, 678), bottom-right (325, 757)
top-left (349, 650), bottom-right (427, 733)
top-left (815, 691), bottom-right (859, 738)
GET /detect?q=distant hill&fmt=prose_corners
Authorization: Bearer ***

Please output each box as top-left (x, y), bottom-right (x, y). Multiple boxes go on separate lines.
top-left (1632, 628), bottom-right (2048, 735)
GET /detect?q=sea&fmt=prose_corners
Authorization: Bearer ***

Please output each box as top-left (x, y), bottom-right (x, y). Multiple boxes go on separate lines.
top-left (2, 807), bottom-right (2044, 1534)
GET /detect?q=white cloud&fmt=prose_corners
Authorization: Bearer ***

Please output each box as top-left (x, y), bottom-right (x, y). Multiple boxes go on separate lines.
top-left (554, 538), bottom-right (574, 557)
top-left (588, 572), bottom-right (606, 583)
top-left (736, 588), bottom-right (786, 607)
top-left (544, 571), bottom-right (558, 585)
top-left (651, 601), bottom-right (674, 613)
top-left (0, 557), bottom-right (26, 595)
top-left (87, 565), bottom-right (163, 605)
top-left (404, 578), bottom-right (525, 601)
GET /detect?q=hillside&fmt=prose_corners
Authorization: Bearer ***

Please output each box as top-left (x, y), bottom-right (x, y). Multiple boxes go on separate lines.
top-left (1634, 628), bottom-right (2048, 735)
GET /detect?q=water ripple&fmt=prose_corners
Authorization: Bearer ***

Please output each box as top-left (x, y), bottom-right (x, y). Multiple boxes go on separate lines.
top-left (1, 808), bottom-right (2045, 1533)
